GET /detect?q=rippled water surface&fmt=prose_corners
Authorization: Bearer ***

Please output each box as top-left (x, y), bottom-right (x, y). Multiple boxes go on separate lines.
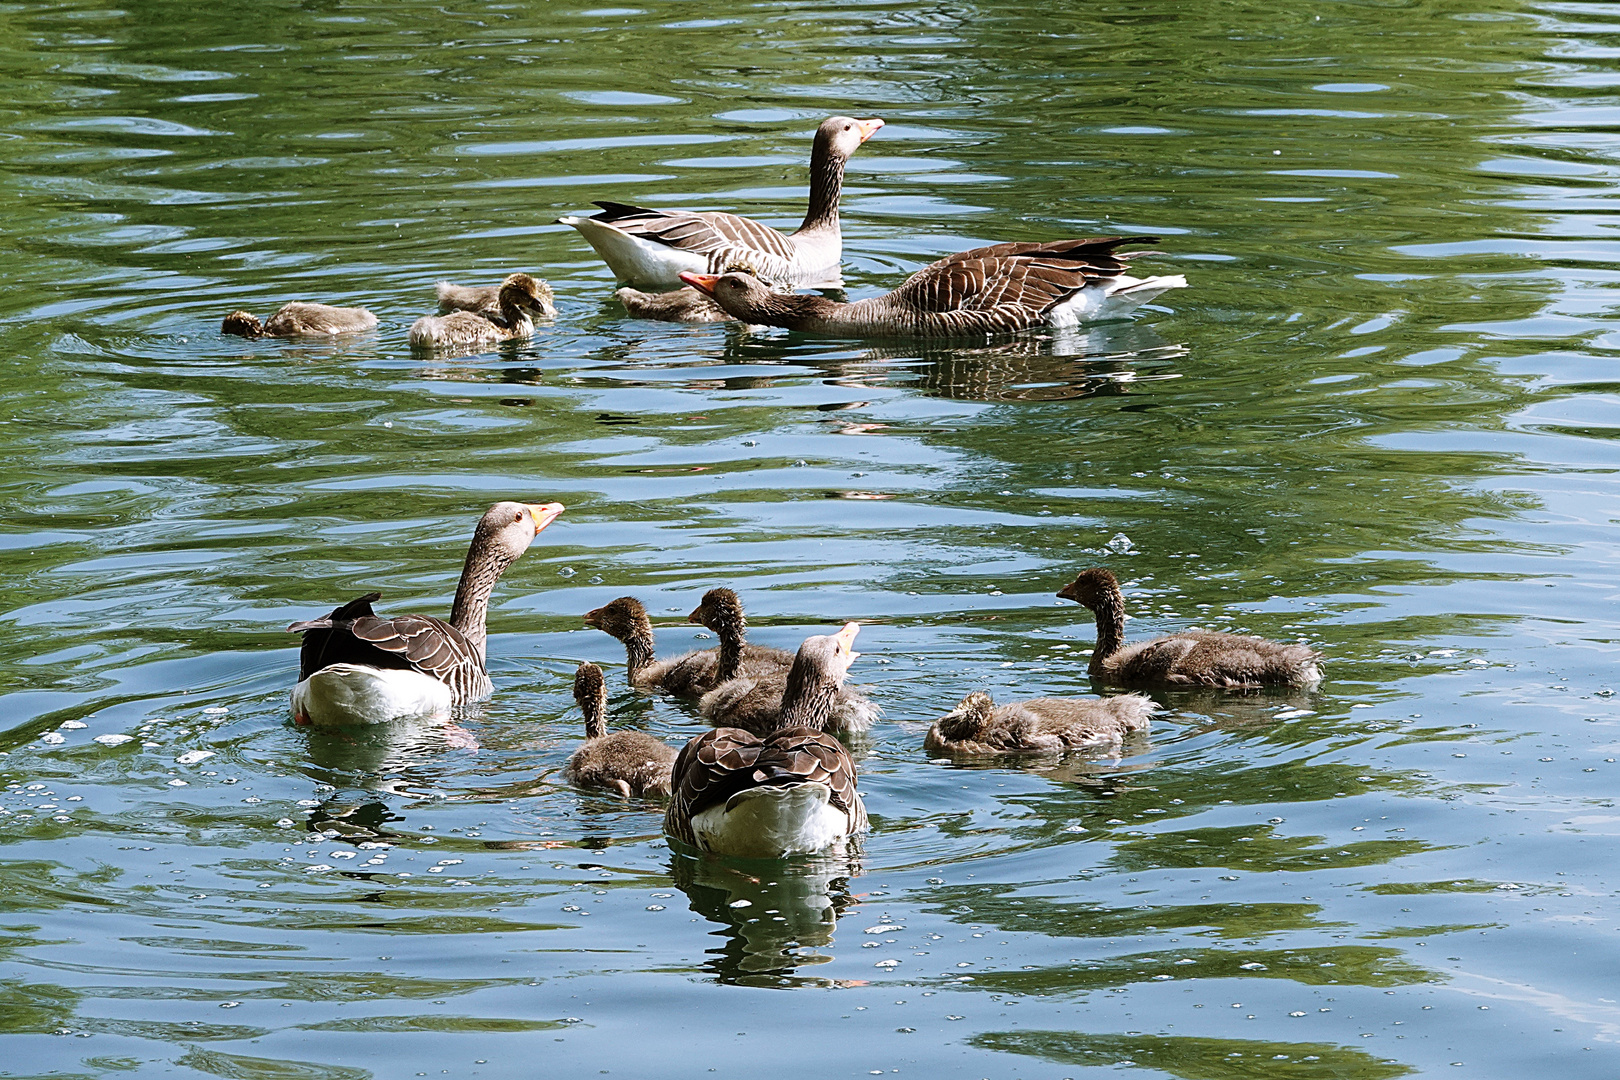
top-left (6, 0), bottom-right (1620, 1076)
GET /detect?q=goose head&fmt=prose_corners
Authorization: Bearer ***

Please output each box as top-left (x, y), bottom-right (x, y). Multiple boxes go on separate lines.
top-left (936, 691), bottom-right (995, 741)
top-left (469, 501), bottom-right (565, 568)
top-left (817, 116), bottom-right (885, 161)
top-left (582, 596), bottom-right (650, 639)
top-left (222, 311), bottom-right (265, 338)
top-left (1056, 567), bottom-right (1118, 609)
top-left (498, 273), bottom-right (558, 318)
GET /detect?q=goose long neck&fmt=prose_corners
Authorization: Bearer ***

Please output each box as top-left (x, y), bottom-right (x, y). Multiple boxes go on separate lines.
top-left (797, 139), bottom-right (846, 235)
top-left (449, 543), bottom-right (515, 663)
top-left (777, 659), bottom-right (840, 732)
top-left (728, 290), bottom-right (846, 331)
top-left (1089, 580), bottom-right (1128, 677)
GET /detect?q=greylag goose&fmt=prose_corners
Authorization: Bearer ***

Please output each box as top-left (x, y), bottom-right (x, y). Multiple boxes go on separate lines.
top-left (408, 273), bottom-right (553, 349)
top-left (583, 596), bottom-right (721, 698)
top-left (679, 236), bottom-right (1186, 338)
top-left (287, 501), bottom-right (565, 726)
top-left (564, 662), bottom-right (678, 797)
top-left (435, 277), bottom-right (556, 321)
top-left (1057, 567), bottom-right (1323, 688)
top-left (925, 690), bottom-right (1155, 756)
top-left (664, 623), bottom-right (867, 858)
top-left (222, 302), bottom-right (377, 338)
top-left (558, 116), bottom-right (884, 290)
top-left (691, 592), bottom-right (881, 736)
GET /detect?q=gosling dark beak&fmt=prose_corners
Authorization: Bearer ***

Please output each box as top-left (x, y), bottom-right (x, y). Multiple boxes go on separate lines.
top-left (686, 606), bottom-right (704, 624)
top-left (582, 607), bottom-right (604, 628)
top-left (679, 272), bottom-right (720, 295)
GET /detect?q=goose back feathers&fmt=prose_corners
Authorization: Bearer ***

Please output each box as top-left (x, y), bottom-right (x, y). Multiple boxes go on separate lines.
top-left (682, 236), bottom-right (1186, 338)
top-left (926, 690), bottom-right (1155, 756)
top-left (287, 501), bottom-right (564, 725)
top-left (664, 624), bottom-right (867, 858)
top-left (223, 302), bottom-right (377, 338)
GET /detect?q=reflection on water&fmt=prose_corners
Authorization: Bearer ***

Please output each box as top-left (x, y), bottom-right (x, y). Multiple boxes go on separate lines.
top-left (670, 849), bottom-right (863, 988)
top-left (971, 1030), bottom-right (1414, 1079)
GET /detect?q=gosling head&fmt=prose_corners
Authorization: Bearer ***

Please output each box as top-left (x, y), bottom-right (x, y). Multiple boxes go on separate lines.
top-left (936, 691), bottom-right (994, 741)
top-left (687, 587), bottom-right (745, 637)
top-left (498, 273), bottom-right (557, 318)
top-left (582, 596), bottom-right (649, 641)
top-left (573, 661), bottom-right (607, 738)
top-left (222, 311), bottom-right (264, 338)
top-left (1057, 567), bottom-right (1119, 610)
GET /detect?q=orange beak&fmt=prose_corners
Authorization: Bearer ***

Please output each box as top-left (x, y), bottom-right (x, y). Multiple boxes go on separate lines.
top-left (855, 118), bottom-right (884, 143)
top-left (679, 272), bottom-right (720, 295)
top-left (833, 621), bottom-right (861, 661)
top-left (525, 502), bottom-right (565, 531)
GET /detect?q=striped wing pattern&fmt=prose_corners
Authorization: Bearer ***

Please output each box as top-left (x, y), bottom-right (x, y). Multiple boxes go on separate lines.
top-left (589, 201), bottom-right (800, 278)
top-left (664, 726), bottom-right (866, 847)
top-left (349, 613), bottom-right (492, 702)
top-left (884, 236), bottom-right (1156, 335)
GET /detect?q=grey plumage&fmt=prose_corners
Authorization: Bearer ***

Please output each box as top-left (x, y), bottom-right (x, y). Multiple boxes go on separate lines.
top-left (222, 302), bottom-right (377, 338)
top-left (1057, 567), bottom-right (1323, 689)
top-left (684, 237), bottom-right (1185, 339)
top-left (410, 273), bottom-right (554, 349)
top-left (564, 662), bottom-right (677, 798)
top-left (925, 690), bottom-right (1155, 756)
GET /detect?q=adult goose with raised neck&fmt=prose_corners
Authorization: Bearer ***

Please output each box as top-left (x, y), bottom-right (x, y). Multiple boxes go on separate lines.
top-left (558, 116), bottom-right (884, 290)
top-left (288, 501), bottom-right (565, 726)
top-left (564, 662), bottom-right (678, 797)
top-left (664, 623), bottom-right (868, 858)
top-left (925, 690), bottom-right (1155, 756)
top-left (680, 236), bottom-right (1187, 339)
top-left (691, 589), bottom-right (881, 737)
top-left (1057, 567), bottom-right (1323, 688)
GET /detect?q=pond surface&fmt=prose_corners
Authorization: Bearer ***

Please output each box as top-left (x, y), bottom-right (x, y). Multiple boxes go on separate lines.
top-left (4, 0), bottom-right (1620, 1076)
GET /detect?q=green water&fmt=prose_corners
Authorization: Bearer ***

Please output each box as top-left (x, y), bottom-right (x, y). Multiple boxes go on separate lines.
top-left (4, 0), bottom-right (1620, 1076)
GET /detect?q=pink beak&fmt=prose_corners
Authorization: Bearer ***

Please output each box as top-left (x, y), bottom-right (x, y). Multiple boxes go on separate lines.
top-left (525, 502), bottom-right (565, 531)
top-left (855, 118), bottom-right (885, 142)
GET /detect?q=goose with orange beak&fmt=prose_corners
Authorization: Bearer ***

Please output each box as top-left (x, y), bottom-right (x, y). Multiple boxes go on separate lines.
top-left (680, 236), bottom-right (1187, 338)
top-left (558, 116), bottom-right (883, 290)
top-left (664, 622), bottom-right (869, 858)
top-left (288, 501), bottom-right (565, 726)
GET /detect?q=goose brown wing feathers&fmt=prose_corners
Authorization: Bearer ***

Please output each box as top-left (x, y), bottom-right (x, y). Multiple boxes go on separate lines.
top-left (891, 236), bottom-right (1158, 316)
top-left (664, 726), bottom-right (864, 845)
top-left (349, 613), bottom-right (487, 697)
top-left (589, 202), bottom-right (797, 261)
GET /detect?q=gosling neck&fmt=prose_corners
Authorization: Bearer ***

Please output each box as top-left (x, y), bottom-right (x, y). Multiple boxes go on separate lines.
top-left (497, 294), bottom-right (535, 338)
top-left (619, 611), bottom-right (658, 680)
top-left (448, 544), bottom-right (516, 664)
top-left (711, 596), bottom-right (748, 681)
top-left (580, 692), bottom-right (606, 740)
top-left (1087, 579), bottom-right (1129, 678)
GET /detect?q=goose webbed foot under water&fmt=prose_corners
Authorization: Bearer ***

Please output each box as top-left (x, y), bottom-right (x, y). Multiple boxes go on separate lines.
top-left (680, 236), bottom-right (1186, 339)
top-left (558, 116), bottom-right (883, 290)
top-left (925, 690), bottom-right (1155, 756)
top-left (563, 662), bottom-right (678, 797)
top-left (409, 273), bottom-right (554, 349)
top-left (665, 623), bottom-right (867, 858)
top-left (222, 302), bottom-right (377, 338)
top-left (287, 500), bottom-right (564, 726)
top-left (1057, 567), bottom-right (1323, 689)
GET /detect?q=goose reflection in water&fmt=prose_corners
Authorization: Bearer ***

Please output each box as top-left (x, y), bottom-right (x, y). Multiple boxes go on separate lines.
top-left (669, 849), bottom-right (865, 988)
top-left (300, 713), bottom-right (482, 787)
